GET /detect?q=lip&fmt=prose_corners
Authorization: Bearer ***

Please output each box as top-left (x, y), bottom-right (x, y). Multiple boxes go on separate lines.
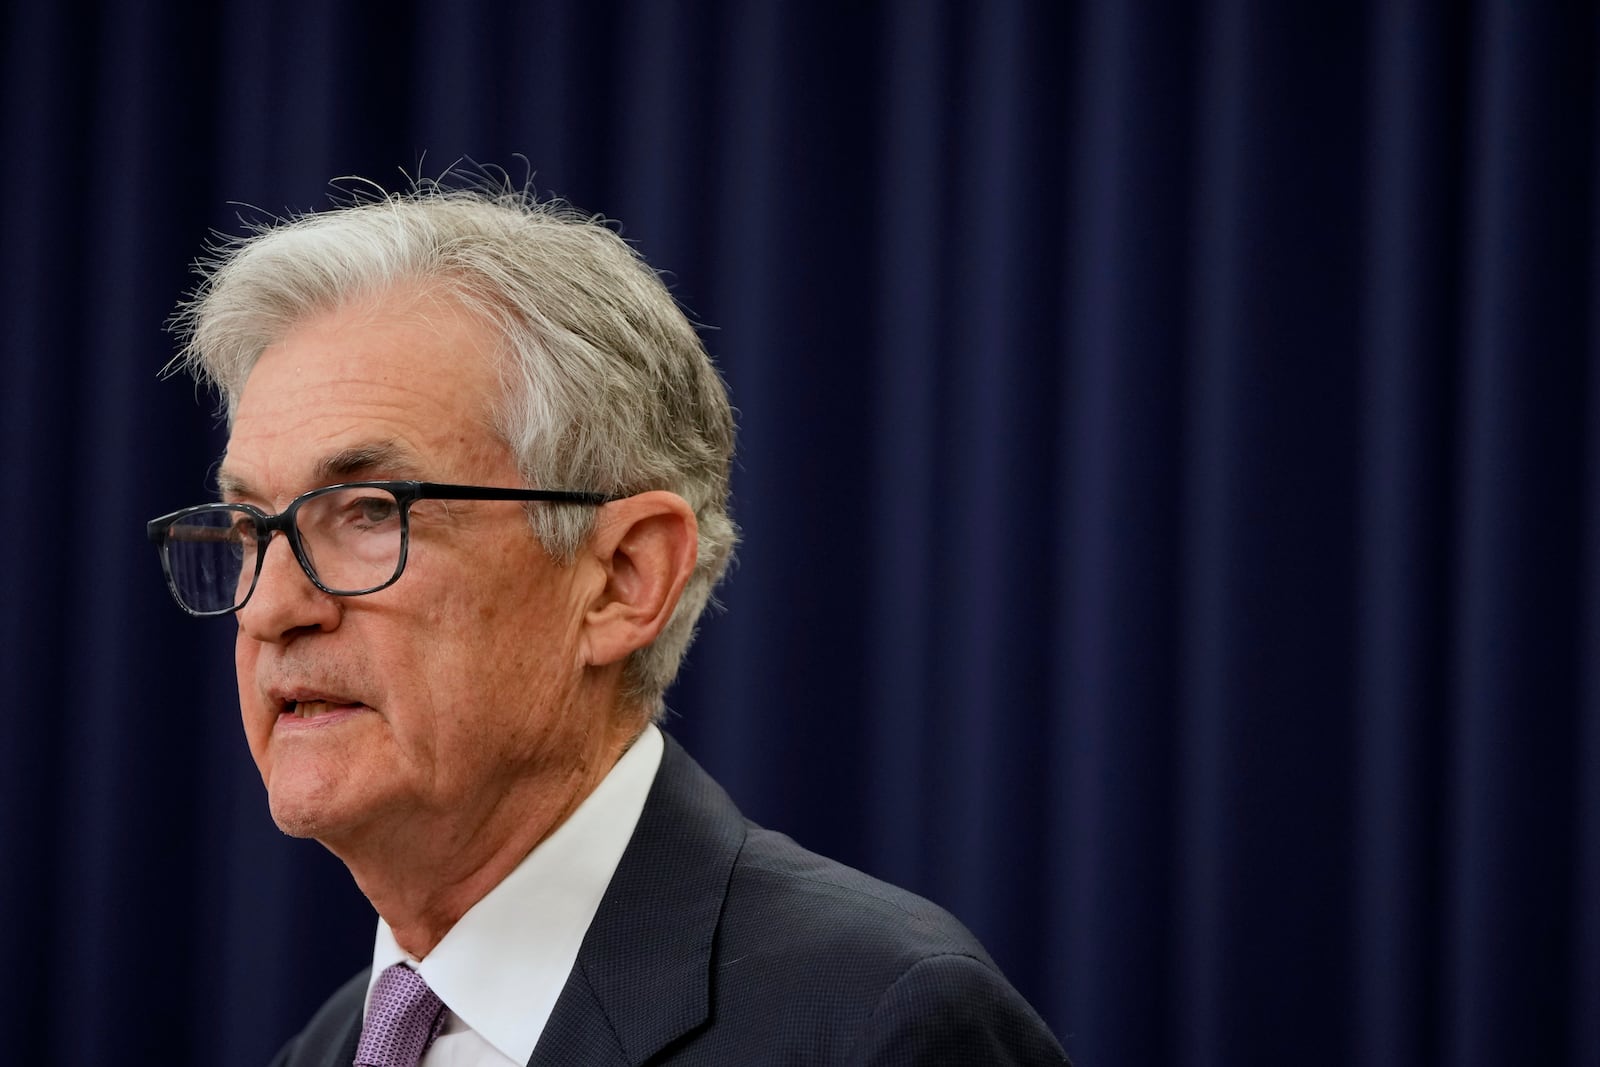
top-left (268, 687), bottom-right (374, 730)
top-left (274, 702), bottom-right (371, 731)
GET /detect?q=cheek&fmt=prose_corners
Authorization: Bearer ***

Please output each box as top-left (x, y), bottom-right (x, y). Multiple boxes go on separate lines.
top-left (425, 543), bottom-right (573, 651)
top-left (381, 533), bottom-right (584, 741)
top-left (424, 581), bottom-right (583, 738)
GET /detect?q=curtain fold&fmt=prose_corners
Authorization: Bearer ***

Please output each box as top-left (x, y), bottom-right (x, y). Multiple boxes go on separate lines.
top-left (1355, 4), bottom-right (1459, 1063)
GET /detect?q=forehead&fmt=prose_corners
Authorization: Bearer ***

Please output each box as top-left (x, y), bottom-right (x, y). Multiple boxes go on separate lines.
top-left (221, 288), bottom-right (511, 499)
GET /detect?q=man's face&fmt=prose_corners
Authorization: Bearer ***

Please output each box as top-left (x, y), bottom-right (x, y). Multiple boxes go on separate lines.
top-left (222, 287), bottom-right (595, 849)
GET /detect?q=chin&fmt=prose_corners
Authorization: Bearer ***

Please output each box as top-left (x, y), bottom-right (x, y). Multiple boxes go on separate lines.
top-left (269, 807), bottom-right (327, 840)
top-left (265, 768), bottom-right (364, 841)
top-left (267, 787), bottom-right (341, 839)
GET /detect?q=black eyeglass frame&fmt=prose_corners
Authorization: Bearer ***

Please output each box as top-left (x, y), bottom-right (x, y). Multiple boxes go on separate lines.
top-left (146, 480), bottom-right (614, 617)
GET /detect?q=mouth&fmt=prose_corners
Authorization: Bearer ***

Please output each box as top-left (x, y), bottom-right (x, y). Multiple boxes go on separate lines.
top-left (281, 699), bottom-right (368, 719)
top-left (270, 688), bottom-right (372, 727)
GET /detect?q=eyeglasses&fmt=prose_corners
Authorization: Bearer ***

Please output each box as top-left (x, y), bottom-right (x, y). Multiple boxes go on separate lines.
top-left (147, 480), bottom-right (612, 617)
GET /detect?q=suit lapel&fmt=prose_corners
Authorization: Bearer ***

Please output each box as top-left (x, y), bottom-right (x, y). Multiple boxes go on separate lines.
top-left (528, 734), bottom-right (746, 1066)
top-left (281, 968), bottom-right (365, 1067)
top-left (321, 1018), bottom-right (361, 1067)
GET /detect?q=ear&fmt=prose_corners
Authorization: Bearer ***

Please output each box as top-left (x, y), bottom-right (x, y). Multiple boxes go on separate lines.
top-left (578, 491), bottom-right (699, 669)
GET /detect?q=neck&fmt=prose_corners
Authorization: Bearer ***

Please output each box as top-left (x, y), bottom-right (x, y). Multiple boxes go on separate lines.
top-left (333, 714), bottom-right (646, 959)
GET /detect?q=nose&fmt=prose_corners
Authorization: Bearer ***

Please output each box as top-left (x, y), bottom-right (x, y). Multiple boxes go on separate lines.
top-left (235, 531), bottom-right (341, 643)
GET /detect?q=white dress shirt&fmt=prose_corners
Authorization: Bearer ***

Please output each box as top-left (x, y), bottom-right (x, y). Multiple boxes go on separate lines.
top-left (362, 725), bottom-right (664, 1066)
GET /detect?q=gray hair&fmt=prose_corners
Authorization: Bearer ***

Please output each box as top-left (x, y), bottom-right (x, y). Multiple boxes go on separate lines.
top-left (171, 179), bottom-right (737, 713)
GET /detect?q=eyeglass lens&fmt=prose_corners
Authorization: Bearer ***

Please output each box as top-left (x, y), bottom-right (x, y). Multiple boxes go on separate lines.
top-left (162, 485), bottom-right (407, 612)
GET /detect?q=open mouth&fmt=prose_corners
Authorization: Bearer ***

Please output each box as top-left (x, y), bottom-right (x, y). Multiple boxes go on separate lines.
top-left (280, 698), bottom-right (368, 720)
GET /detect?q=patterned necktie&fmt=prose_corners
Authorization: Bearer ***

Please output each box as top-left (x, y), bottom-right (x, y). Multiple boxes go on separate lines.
top-left (354, 963), bottom-right (448, 1067)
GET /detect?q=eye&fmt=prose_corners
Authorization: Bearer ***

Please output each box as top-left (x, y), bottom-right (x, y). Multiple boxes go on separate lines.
top-left (339, 495), bottom-right (395, 527)
top-left (354, 495), bottom-right (398, 525)
top-left (301, 486), bottom-right (404, 541)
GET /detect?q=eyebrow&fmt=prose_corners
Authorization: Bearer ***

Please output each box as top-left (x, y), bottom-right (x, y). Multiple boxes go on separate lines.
top-left (314, 442), bottom-right (423, 483)
top-left (216, 441), bottom-right (423, 501)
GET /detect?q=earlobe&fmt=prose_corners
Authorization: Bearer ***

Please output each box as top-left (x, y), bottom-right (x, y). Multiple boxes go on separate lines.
top-left (580, 491), bottom-right (698, 669)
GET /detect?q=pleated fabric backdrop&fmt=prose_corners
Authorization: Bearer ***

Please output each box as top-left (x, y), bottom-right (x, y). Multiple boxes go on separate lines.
top-left (0, 3), bottom-right (1594, 1065)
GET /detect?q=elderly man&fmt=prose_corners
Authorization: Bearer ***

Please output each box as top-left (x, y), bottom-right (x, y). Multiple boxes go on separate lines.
top-left (148, 181), bottom-right (1066, 1066)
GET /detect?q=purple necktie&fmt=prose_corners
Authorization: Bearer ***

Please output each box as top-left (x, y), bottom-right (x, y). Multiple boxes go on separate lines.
top-left (354, 963), bottom-right (448, 1067)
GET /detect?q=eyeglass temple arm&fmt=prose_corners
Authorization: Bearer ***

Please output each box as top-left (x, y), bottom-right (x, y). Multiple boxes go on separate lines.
top-left (413, 482), bottom-right (614, 506)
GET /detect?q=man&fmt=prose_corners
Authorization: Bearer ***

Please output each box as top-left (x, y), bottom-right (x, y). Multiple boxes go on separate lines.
top-left (148, 179), bottom-right (1067, 1065)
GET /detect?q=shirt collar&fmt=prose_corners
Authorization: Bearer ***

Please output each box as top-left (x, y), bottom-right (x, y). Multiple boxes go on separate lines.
top-left (365, 724), bottom-right (665, 1065)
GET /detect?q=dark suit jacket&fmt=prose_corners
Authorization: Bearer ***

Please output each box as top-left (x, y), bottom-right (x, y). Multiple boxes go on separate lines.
top-left (269, 734), bottom-right (1068, 1065)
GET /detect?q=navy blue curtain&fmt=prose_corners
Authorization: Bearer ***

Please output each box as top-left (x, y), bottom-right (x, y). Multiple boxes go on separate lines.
top-left (1, 3), bottom-right (1594, 1064)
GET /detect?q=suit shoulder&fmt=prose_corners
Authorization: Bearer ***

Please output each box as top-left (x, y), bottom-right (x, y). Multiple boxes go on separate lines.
top-left (849, 953), bottom-right (1070, 1065)
top-left (697, 828), bottom-right (1067, 1063)
top-left (728, 824), bottom-right (993, 965)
